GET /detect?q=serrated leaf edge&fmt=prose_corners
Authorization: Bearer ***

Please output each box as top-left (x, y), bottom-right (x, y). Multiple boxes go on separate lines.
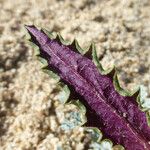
top-left (25, 26), bottom-right (150, 150)
top-left (26, 26), bottom-right (150, 125)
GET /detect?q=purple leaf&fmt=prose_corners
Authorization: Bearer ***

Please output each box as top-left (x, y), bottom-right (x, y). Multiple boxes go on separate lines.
top-left (25, 25), bottom-right (150, 150)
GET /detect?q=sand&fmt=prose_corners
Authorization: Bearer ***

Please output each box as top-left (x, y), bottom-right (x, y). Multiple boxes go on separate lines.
top-left (0, 0), bottom-right (150, 149)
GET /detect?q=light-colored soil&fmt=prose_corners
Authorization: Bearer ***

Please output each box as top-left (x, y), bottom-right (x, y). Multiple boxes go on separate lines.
top-left (0, 0), bottom-right (150, 149)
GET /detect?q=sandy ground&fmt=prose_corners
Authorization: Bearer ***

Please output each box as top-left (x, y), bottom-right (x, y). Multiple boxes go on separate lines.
top-left (0, 0), bottom-right (150, 149)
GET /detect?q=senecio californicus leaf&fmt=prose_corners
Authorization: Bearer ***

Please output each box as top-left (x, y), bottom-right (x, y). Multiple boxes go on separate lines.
top-left (25, 25), bottom-right (150, 150)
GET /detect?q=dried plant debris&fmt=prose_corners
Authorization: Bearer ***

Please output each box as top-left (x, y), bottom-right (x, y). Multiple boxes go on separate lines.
top-left (25, 25), bottom-right (150, 150)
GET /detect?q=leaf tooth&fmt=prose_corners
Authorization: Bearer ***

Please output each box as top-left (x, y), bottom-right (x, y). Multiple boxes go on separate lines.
top-left (135, 87), bottom-right (150, 126)
top-left (60, 99), bottom-right (87, 131)
top-left (84, 43), bottom-right (94, 59)
top-left (70, 39), bottom-right (79, 53)
top-left (27, 41), bottom-right (40, 56)
top-left (130, 86), bottom-right (140, 98)
top-left (92, 45), bottom-right (105, 73)
top-left (42, 66), bottom-right (60, 81)
top-left (85, 127), bottom-right (103, 142)
top-left (37, 56), bottom-right (48, 67)
top-left (92, 46), bottom-right (115, 76)
top-left (69, 100), bottom-right (87, 125)
top-left (106, 65), bottom-right (116, 78)
top-left (55, 33), bottom-right (70, 45)
top-left (136, 91), bottom-right (148, 112)
top-left (113, 72), bottom-right (131, 97)
top-left (25, 32), bottom-right (31, 40)
top-left (70, 39), bottom-right (85, 54)
top-left (27, 40), bottom-right (36, 46)
top-left (42, 65), bottom-right (58, 73)
top-left (41, 28), bottom-right (54, 39)
top-left (57, 84), bottom-right (70, 104)
top-left (69, 100), bottom-right (86, 115)
top-left (100, 139), bottom-right (113, 148)
top-left (136, 86), bottom-right (150, 114)
top-left (56, 81), bottom-right (85, 105)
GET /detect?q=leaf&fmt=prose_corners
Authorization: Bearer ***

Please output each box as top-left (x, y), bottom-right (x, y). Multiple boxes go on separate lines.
top-left (25, 25), bottom-right (150, 150)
